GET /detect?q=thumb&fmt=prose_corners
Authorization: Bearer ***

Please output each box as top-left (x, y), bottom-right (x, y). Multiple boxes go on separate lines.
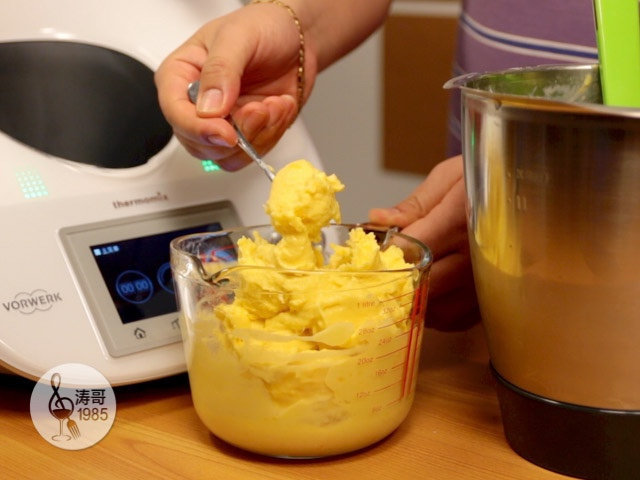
top-left (369, 155), bottom-right (464, 227)
top-left (369, 195), bottom-right (426, 228)
top-left (195, 27), bottom-right (252, 117)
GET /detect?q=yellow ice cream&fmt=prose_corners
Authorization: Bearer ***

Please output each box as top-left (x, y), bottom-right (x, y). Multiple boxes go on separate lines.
top-left (265, 158), bottom-right (344, 242)
top-left (183, 159), bottom-right (428, 457)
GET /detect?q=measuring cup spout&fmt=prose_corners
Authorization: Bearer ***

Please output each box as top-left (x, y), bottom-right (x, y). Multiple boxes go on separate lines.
top-left (169, 247), bottom-right (208, 283)
top-left (442, 71), bottom-right (479, 91)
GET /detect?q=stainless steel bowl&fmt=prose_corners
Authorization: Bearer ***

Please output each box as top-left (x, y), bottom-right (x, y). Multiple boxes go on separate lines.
top-left (446, 64), bottom-right (640, 479)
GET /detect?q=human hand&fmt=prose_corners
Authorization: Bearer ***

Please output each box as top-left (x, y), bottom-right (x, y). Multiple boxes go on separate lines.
top-left (155, 2), bottom-right (313, 171)
top-left (369, 155), bottom-right (480, 331)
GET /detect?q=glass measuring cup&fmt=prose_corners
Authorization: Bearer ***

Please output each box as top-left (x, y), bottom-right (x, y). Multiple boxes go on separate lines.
top-left (170, 224), bottom-right (432, 458)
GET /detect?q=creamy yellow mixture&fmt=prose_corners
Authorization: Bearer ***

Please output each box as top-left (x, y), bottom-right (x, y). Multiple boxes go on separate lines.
top-left (185, 159), bottom-right (423, 457)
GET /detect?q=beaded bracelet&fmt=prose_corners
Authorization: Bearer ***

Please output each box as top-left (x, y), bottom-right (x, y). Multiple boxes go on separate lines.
top-left (249, 0), bottom-right (306, 112)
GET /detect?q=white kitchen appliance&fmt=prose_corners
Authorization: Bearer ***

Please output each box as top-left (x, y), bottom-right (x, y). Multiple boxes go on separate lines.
top-left (0, 0), bottom-right (322, 385)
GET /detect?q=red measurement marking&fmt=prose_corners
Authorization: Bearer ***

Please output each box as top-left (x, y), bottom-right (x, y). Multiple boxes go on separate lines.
top-left (373, 379), bottom-right (402, 393)
top-left (390, 361), bottom-right (404, 370)
top-left (372, 278), bottom-right (429, 401)
top-left (401, 279), bottom-right (428, 398)
top-left (370, 397), bottom-right (403, 414)
top-left (378, 315), bottom-right (410, 330)
top-left (385, 397), bottom-right (402, 408)
top-left (379, 290), bottom-right (414, 304)
top-left (375, 345), bottom-right (407, 360)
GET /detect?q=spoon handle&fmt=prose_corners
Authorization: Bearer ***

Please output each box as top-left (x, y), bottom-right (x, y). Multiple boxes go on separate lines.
top-left (187, 80), bottom-right (275, 181)
top-left (229, 118), bottom-right (275, 181)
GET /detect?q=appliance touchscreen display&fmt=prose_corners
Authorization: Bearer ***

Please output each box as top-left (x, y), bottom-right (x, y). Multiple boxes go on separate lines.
top-left (90, 223), bottom-right (232, 324)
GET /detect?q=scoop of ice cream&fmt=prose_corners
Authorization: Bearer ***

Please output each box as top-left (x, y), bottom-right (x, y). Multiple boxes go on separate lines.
top-left (264, 159), bottom-right (344, 242)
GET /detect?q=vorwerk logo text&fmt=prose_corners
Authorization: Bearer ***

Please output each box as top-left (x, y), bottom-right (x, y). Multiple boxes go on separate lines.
top-left (3, 290), bottom-right (63, 314)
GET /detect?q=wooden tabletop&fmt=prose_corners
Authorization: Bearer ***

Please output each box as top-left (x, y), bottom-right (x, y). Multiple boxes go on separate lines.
top-left (0, 325), bottom-right (572, 480)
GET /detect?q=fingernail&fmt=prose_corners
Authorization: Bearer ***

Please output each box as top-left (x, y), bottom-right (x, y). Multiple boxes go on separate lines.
top-left (282, 94), bottom-right (296, 109)
top-left (207, 135), bottom-right (232, 147)
top-left (198, 88), bottom-right (223, 113)
top-left (372, 207), bottom-right (395, 214)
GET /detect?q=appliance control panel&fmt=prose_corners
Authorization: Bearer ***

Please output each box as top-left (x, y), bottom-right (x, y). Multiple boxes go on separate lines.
top-left (59, 202), bottom-right (240, 358)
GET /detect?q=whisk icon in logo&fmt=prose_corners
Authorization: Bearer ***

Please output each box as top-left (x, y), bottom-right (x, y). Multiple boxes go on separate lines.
top-left (30, 363), bottom-right (116, 450)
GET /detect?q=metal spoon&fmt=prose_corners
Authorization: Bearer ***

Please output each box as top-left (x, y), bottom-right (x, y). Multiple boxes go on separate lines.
top-left (187, 80), bottom-right (275, 181)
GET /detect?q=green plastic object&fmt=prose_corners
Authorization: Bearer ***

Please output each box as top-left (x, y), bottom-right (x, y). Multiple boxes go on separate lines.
top-left (593, 0), bottom-right (640, 107)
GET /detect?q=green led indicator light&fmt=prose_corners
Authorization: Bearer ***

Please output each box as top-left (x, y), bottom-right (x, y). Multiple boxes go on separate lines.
top-left (16, 169), bottom-right (49, 199)
top-left (201, 159), bottom-right (221, 173)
